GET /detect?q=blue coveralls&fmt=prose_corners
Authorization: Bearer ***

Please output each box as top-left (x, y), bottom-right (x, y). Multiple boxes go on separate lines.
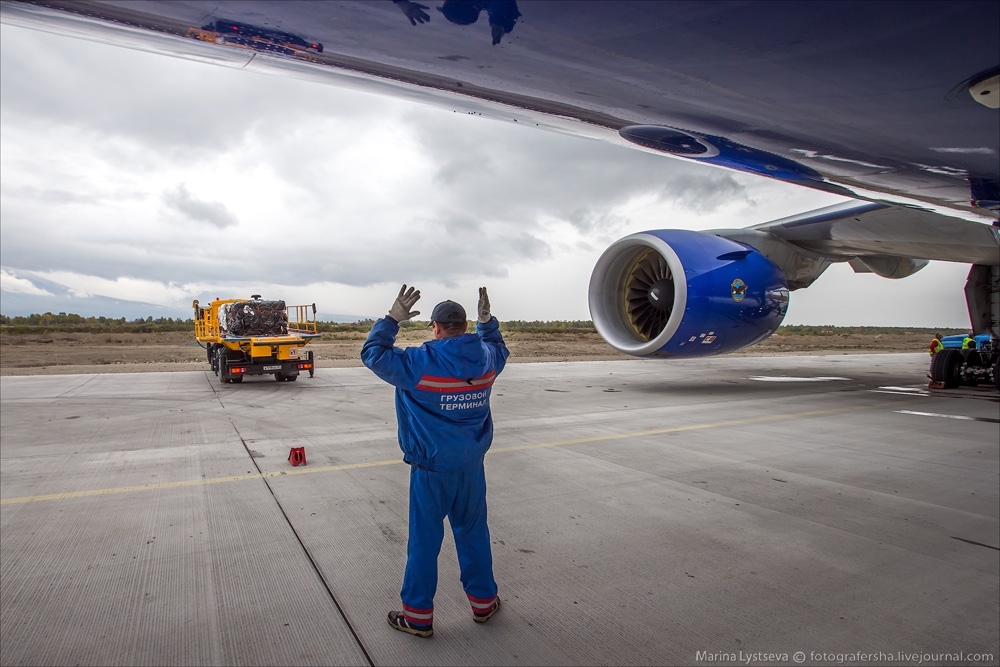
top-left (361, 316), bottom-right (509, 626)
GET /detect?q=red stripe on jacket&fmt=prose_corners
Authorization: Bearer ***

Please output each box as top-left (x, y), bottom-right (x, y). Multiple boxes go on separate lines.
top-left (416, 371), bottom-right (496, 393)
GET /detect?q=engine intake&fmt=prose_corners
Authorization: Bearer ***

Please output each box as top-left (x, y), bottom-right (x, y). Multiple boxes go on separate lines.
top-left (589, 230), bottom-right (789, 358)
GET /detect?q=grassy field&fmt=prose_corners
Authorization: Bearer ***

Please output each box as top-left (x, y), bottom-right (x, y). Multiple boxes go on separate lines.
top-left (0, 318), bottom-right (948, 376)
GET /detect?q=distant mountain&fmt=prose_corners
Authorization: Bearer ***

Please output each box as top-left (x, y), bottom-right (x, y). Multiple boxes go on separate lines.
top-left (0, 290), bottom-right (191, 320)
top-left (1, 287), bottom-right (372, 323)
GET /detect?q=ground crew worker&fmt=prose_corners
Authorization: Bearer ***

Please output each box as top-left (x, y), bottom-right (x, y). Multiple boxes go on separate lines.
top-left (361, 285), bottom-right (509, 638)
top-left (928, 333), bottom-right (943, 356)
top-left (962, 332), bottom-right (976, 350)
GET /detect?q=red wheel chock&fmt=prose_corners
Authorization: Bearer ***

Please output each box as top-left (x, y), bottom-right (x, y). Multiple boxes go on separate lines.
top-left (288, 446), bottom-right (306, 466)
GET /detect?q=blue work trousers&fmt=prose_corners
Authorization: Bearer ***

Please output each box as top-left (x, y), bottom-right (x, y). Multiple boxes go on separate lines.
top-left (400, 463), bottom-right (497, 615)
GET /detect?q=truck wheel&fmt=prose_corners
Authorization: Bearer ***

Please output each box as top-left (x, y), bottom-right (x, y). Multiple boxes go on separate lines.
top-left (231, 376), bottom-right (243, 384)
top-left (286, 375), bottom-right (297, 382)
top-left (930, 349), bottom-right (963, 388)
top-left (274, 373), bottom-right (283, 381)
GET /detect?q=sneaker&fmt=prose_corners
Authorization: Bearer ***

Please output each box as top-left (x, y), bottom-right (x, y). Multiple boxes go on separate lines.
top-left (473, 598), bottom-right (501, 623)
top-left (387, 611), bottom-right (433, 638)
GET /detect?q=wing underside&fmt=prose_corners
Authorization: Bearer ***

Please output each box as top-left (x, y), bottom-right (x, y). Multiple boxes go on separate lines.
top-left (751, 201), bottom-right (1000, 266)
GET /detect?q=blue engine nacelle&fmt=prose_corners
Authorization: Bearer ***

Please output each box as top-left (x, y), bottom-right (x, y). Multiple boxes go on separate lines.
top-left (589, 230), bottom-right (789, 358)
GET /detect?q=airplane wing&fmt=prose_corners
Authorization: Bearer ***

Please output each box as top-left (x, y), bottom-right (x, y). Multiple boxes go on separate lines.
top-left (749, 203), bottom-right (1000, 265)
top-left (3, 0), bottom-right (996, 215)
top-left (2, 0), bottom-right (998, 370)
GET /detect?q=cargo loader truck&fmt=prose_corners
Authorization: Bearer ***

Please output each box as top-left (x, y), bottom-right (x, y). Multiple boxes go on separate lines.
top-left (193, 295), bottom-right (319, 383)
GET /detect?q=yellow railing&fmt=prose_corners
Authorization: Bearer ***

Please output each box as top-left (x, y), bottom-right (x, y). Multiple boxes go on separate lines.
top-left (288, 303), bottom-right (318, 334)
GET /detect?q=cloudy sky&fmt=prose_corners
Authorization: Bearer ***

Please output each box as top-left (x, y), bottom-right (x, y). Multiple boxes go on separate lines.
top-left (0, 21), bottom-right (976, 327)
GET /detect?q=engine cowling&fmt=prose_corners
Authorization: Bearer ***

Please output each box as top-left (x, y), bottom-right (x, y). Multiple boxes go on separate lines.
top-left (589, 230), bottom-right (789, 358)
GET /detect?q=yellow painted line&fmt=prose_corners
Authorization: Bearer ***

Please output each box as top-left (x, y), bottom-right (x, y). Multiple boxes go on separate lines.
top-left (1, 403), bottom-right (874, 505)
top-left (0, 459), bottom-right (402, 505)
top-left (490, 404), bottom-right (873, 454)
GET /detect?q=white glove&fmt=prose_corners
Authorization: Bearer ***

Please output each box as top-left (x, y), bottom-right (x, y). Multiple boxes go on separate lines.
top-left (388, 285), bottom-right (420, 322)
top-left (477, 287), bottom-right (491, 323)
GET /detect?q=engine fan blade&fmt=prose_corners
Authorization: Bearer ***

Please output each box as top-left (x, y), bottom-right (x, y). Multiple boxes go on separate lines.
top-left (624, 249), bottom-right (674, 341)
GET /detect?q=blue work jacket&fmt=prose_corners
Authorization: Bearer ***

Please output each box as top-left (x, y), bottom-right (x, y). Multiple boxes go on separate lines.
top-left (361, 316), bottom-right (509, 472)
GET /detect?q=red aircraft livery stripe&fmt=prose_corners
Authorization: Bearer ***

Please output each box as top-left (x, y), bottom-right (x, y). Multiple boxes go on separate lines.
top-left (417, 371), bottom-right (496, 392)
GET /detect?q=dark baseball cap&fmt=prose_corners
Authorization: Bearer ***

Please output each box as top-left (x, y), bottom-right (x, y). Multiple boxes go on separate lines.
top-left (430, 300), bottom-right (467, 324)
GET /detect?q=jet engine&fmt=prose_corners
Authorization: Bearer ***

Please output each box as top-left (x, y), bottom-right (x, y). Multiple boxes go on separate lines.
top-left (589, 230), bottom-right (790, 358)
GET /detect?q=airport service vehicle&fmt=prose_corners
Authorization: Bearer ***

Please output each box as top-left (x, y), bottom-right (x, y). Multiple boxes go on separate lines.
top-left (931, 333), bottom-right (1000, 389)
top-left (193, 296), bottom-right (319, 383)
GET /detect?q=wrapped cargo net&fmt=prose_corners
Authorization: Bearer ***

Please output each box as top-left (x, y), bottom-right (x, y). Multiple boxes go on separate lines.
top-left (221, 300), bottom-right (288, 337)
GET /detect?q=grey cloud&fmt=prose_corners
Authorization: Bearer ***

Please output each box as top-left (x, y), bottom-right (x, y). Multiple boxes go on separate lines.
top-left (1, 184), bottom-right (105, 206)
top-left (440, 214), bottom-right (484, 236)
top-left (567, 206), bottom-right (629, 235)
top-left (253, 213), bottom-right (551, 288)
top-left (0, 212), bottom-right (209, 283)
top-left (0, 183), bottom-right (147, 206)
top-left (162, 184), bottom-right (238, 228)
top-left (504, 232), bottom-right (551, 262)
top-left (410, 109), bottom-right (750, 230)
top-left (657, 173), bottom-right (750, 213)
top-left (0, 24), bottom-right (395, 164)
top-left (432, 150), bottom-right (493, 187)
